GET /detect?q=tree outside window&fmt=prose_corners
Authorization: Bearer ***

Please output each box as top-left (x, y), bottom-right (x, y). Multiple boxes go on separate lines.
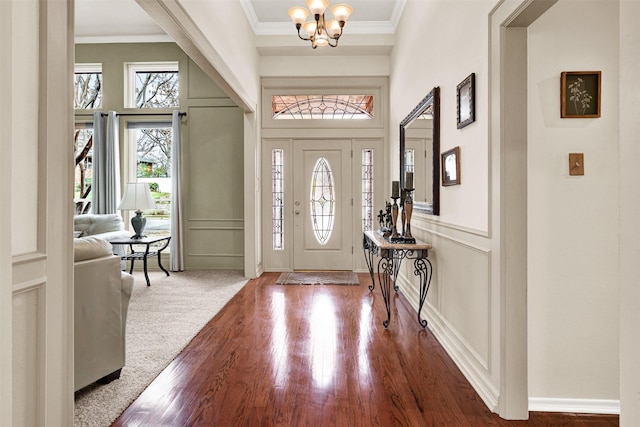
top-left (73, 64), bottom-right (102, 214)
top-left (133, 126), bottom-right (172, 238)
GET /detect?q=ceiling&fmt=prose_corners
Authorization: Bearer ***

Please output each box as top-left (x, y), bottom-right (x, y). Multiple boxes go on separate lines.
top-left (75, 0), bottom-right (405, 44)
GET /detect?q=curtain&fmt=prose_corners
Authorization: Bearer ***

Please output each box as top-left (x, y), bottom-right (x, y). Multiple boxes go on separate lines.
top-left (91, 111), bottom-right (121, 214)
top-left (170, 110), bottom-right (184, 271)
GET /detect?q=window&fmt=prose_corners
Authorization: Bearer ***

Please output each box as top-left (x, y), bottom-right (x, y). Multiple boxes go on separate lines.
top-left (74, 63), bottom-right (102, 109)
top-left (362, 149), bottom-right (374, 231)
top-left (125, 62), bottom-right (179, 109)
top-left (74, 126), bottom-right (93, 214)
top-left (127, 123), bottom-right (173, 238)
top-left (272, 149), bottom-right (285, 250)
top-left (310, 157), bottom-right (336, 245)
top-left (272, 95), bottom-right (373, 120)
top-left (405, 148), bottom-right (415, 175)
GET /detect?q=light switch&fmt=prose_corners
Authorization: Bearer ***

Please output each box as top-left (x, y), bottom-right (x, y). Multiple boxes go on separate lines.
top-left (569, 153), bottom-right (584, 176)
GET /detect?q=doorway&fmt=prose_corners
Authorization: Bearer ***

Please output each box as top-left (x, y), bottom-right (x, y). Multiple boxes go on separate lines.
top-left (262, 137), bottom-right (383, 272)
top-left (292, 140), bottom-right (352, 270)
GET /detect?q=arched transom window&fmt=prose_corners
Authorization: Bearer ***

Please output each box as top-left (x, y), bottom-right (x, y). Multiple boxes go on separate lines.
top-left (272, 95), bottom-right (374, 120)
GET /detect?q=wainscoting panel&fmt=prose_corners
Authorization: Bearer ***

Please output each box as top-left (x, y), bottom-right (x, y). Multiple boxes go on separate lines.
top-left (12, 284), bottom-right (44, 426)
top-left (187, 225), bottom-right (244, 269)
top-left (397, 218), bottom-right (497, 411)
top-left (185, 104), bottom-right (244, 269)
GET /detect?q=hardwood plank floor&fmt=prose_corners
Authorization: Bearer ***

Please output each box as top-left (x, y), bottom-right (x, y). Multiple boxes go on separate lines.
top-left (112, 272), bottom-right (618, 426)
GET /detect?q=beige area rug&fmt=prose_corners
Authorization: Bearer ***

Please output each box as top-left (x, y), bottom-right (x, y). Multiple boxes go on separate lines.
top-left (74, 270), bottom-right (248, 427)
top-left (275, 271), bottom-right (360, 286)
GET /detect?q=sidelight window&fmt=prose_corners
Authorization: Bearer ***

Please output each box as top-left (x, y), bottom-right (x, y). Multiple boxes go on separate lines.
top-left (272, 149), bottom-right (285, 250)
top-left (362, 149), bottom-right (374, 231)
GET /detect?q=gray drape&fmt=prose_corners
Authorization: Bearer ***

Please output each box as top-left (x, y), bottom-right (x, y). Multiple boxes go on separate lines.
top-left (170, 111), bottom-right (184, 271)
top-left (91, 111), bottom-right (121, 214)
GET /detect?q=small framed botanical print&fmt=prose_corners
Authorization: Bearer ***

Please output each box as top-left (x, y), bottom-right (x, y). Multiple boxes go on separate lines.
top-left (561, 71), bottom-right (601, 118)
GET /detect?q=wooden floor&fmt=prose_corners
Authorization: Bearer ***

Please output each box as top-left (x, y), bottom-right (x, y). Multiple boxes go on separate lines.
top-left (112, 272), bottom-right (618, 426)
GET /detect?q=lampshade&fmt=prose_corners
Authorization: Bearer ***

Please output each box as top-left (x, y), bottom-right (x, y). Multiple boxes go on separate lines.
top-left (118, 182), bottom-right (156, 211)
top-left (326, 19), bottom-right (341, 36)
top-left (330, 4), bottom-right (352, 22)
top-left (307, 0), bottom-right (329, 15)
top-left (288, 6), bottom-right (310, 25)
top-left (303, 21), bottom-right (318, 37)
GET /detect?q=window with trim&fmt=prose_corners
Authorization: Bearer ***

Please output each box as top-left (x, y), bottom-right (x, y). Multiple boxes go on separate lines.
top-left (74, 126), bottom-right (94, 214)
top-left (271, 95), bottom-right (373, 120)
top-left (362, 149), bottom-right (374, 231)
top-left (127, 123), bottom-right (173, 239)
top-left (74, 63), bottom-right (102, 109)
top-left (272, 149), bottom-right (285, 250)
top-left (262, 79), bottom-right (384, 129)
top-left (73, 64), bottom-right (102, 213)
top-left (125, 62), bottom-right (179, 109)
top-left (123, 62), bottom-right (179, 239)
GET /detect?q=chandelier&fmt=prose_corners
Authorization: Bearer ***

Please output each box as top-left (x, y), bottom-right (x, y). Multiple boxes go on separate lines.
top-left (288, 0), bottom-right (353, 49)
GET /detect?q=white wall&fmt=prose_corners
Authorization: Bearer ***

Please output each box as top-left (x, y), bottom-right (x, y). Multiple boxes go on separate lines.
top-left (619, 0), bottom-right (640, 424)
top-left (178, 0), bottom-right (260, 109)
top-left (260, 55), bottom-right (390, 78)
top-left (528, 0), bottom-right (619, 406)
top-left (391, 0), bottom-right (623, 418)
top-left (391, 0), bottom-right (491, 232)
top-left (390, 0), bottom-right (500, 412)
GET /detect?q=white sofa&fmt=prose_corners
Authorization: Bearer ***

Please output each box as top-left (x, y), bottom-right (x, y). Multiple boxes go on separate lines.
top-left (74, 213), bottom-right (131, 242)
top-left (74, 213), bottom-right (131, 266)
top-left (74, 236), bottom-right (135, 391)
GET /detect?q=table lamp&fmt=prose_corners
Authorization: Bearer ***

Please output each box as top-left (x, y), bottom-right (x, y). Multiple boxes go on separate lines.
top-left (118, 182), bottom-right (156, 239)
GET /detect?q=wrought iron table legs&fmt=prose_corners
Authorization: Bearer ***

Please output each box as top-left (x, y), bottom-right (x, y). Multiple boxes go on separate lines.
top-left (377, 254), bottom-right (394, 328)
top-left (413, 257), bottom-right (433, 328)
top-left (362, 234), bottom-right (433, 329)
top-left (363, 236), bottom-right (376, 291)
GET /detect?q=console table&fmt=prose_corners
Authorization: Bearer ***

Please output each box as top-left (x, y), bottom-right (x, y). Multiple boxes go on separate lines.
top-left (363, 230), bottom-right (433, 328)
top-left (110, 236), bottom-right (171, 286)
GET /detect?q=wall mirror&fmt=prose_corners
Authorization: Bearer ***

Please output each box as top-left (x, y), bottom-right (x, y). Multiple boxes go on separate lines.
top-left (400, 87), bottom-right (440, 215)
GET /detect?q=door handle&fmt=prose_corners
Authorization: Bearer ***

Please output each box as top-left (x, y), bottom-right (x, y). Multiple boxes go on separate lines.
top-left (295, 210), bottom-right (300, 215)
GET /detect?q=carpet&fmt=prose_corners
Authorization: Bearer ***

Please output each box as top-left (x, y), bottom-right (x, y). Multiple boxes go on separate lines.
top-left (73, 270), bottom-right (248, 427)
top-left (275, 271), bottom-right (360, 286)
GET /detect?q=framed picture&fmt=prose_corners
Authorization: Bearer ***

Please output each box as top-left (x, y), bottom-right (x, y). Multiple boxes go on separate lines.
top-left (561, 71), bottom-right (601, 118)
top-left (456, 73), bottom-right (475, 129)
top-left (441, 147), bottom-right (460, 186)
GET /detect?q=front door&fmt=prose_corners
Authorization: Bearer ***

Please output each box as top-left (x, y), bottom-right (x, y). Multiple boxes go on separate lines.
top-left (293, 140), bottom-right (352, 270)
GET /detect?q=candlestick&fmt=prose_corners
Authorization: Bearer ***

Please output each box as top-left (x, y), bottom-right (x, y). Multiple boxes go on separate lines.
top-left (402, 188), bottom-right (416, 244)
top-left (391, 181), bottom-right (399, 198)
top-left (390, 196), bottom-right (401, 241)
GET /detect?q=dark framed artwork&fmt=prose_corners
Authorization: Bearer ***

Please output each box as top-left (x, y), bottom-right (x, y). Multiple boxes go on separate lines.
top-left (561, 71), bottom-right (601, 118)
top-left (456, 73), bottom-right (475, 129)
top-left (441, 146), bottom-right (460, 186)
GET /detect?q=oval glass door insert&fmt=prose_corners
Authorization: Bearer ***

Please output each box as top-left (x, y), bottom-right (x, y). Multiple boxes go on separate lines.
top-left (310, 157), bottom-right (335, 245)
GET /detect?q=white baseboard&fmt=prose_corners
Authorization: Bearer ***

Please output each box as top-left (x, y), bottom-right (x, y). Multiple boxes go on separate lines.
top-left (529, 397), bottom-right (620, 415)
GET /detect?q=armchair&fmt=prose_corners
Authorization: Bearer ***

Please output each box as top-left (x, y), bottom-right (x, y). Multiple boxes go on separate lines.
top-left (74, 236), bottom-right (134, 391)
